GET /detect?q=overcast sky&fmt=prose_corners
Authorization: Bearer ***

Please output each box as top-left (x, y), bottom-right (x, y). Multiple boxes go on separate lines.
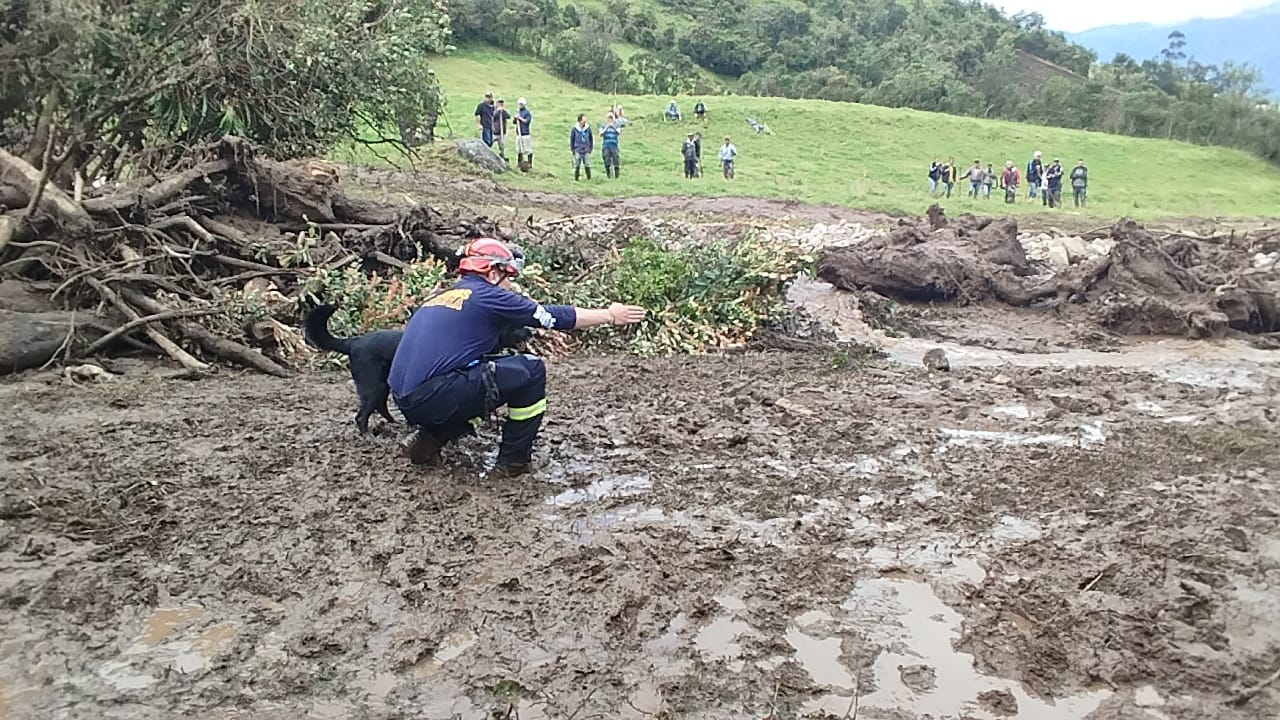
top-left (992, 1), bottom-right (1276, 33)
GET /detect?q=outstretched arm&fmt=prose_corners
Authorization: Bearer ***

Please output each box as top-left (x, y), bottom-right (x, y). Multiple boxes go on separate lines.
top-left (572, 303), bottom-right (646, 329)
top-left (489, 286), bottom-right (645, 331)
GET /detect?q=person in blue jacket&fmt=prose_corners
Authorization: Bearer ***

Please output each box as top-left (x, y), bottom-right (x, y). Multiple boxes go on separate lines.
top-left (569, 114), bottom-right (594, 180)
top-left (600, 113), bottom-right (621, 178)
top-left (389, 238), bottom-right (646, 476)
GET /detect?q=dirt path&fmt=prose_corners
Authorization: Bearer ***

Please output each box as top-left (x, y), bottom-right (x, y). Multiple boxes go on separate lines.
top-left (341, 165), bottom-right (1279, 236)
top-left (3, 345), bottom-right (1278, 719)
top-left (343, 166), bottom-right (901, 228)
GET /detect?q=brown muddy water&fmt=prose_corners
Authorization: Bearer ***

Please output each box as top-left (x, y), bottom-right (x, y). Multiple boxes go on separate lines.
top-left (2, 336), bottom-right (1278, 718)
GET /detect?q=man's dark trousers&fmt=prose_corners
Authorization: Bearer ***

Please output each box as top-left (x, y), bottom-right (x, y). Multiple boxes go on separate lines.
top-left (396, 354), bottom-right (547, 465)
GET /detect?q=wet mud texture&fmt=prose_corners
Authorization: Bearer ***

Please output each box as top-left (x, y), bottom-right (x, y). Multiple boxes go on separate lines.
top-left (817, 215), bottom-right (1280, 341)
top-left (2, 353), bottom-right (1279, 719)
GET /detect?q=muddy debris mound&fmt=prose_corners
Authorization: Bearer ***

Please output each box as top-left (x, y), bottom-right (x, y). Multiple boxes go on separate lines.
top-left (0, 135), bottom-right (518, 374)
top-left (817, 213), bottom-right (1280, 341)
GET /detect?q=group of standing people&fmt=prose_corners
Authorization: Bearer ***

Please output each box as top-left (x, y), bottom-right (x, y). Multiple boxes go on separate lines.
top-left (681, 132), bottom-right (738, 180)
top-left (474, 92), bottom-right (534, 172)
top-left (929, 152), bottom-right (1089, 208)
top-left (474, 92), bottom-right (747, 182)
top-left (568, 108), bottom-right (627, 180)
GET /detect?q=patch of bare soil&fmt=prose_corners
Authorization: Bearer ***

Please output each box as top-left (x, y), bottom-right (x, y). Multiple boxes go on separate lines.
top-left (343, 166), bottom-right (901, 227)
top-left (2, 350), bottom-right (1277, 719)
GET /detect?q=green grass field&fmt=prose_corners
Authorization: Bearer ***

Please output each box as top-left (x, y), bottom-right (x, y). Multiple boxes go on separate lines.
top-left (387, 48), bottom-right (1280, 220)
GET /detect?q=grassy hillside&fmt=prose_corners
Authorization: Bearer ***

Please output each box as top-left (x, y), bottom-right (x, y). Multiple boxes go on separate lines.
top-left (378, 48), bottom-right (1280, 220)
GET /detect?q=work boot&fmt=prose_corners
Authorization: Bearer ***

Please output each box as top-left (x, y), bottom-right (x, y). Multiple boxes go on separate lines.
top-left (574, 166), bottom-right (580, 181)
top-left (528, 153), bottom-right (533, 169)
top-left (495, 415), bottom-right (542, 470)
top-left (403, 429), bottom-right (443, 466)
top-left (488, 462), bottom-right (533, 479)
top-left (585, 167), bottom-right (592, 180)
top-left (614, 166), bottom-right (619, 178)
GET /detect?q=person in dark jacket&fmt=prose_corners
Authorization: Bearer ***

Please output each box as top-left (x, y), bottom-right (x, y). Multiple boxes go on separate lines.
top-left (474, 92), bottom-right (496, 147)
top-left (514, 97), bottom-right (533, 172)
top-left (1070, 159), bottom-right (1088, 207)
top-left (491, 98), bottom-right (511, 160)
top-left (1026, 150), bottom-right (1043, 202)
top-left (682, 132), bottom-right (698, 179)
top-left (1044, 157), bottom-right (1064, 208)
top-left (390, 238), bottom-right (645, 475)
top-left (928, 157), bottom-right (942, 195)
top-left (569, 114), bottom-right (593, 180)
top-left (940, 157), bottom-right (957, 198)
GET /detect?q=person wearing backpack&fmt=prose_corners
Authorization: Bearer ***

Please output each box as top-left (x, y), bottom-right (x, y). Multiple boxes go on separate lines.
top-left (1000, 161), bottom-right (1020, 204)
top-left (928, 157), bottom-right (942, 195)
top-left (1070, 159), bottom-right (1089, 208)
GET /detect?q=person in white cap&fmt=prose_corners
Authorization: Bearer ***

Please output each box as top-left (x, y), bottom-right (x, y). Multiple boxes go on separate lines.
top-left (514, 97), bottom-right (533, 172)
top-left (1026, 150), bottom-right (1043, 203)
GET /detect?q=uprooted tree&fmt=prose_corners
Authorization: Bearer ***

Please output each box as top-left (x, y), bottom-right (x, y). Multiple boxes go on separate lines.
top-left (0, 0), bottom-right (473, 372)
top-left (817, 210), bottom-right (1280, 343)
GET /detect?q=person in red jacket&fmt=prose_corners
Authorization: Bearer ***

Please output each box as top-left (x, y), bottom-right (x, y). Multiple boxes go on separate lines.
top-left (1000, 160), bottom-right (1020, 204)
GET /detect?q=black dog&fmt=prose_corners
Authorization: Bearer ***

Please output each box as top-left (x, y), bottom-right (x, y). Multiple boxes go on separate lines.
top-left (304, 305), bottom-right (403, 433)
top-left (304, 304), bottom-right (534, 434)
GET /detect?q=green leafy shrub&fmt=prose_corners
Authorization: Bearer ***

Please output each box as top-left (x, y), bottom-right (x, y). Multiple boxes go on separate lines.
top-left (523, 234), bottom-right (813, 354)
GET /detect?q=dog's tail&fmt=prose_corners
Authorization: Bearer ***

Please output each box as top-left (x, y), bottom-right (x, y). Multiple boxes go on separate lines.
top-left (303, 304), bottom-right (353, 355)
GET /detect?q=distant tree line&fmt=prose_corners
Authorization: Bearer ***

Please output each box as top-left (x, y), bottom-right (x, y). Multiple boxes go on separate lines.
top-left (450, 0), bottom-right (1279, 164)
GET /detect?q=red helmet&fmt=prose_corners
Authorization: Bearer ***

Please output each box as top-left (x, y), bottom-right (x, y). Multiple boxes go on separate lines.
top-left (457, 237), bottom-right (526, 278)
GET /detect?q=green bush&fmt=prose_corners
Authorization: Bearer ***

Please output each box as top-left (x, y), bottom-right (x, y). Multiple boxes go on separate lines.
top-left (523, 234), bottom-right (813, 354)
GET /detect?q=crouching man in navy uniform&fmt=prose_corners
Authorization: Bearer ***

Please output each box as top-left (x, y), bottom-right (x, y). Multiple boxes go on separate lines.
top-left (388, 238), bottom-right (646, 476)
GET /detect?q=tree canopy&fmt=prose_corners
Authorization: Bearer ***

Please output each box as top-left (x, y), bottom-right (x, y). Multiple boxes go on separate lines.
top-left (1, 0), bottom-right (452, 180)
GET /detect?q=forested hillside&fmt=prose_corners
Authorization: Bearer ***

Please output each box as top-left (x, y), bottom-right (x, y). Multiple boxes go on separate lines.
top-left (449, 0), bottom-right (1280, 164)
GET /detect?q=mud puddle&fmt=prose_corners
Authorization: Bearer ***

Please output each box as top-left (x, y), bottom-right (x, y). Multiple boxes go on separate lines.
top-left (789, 276), bottom-right (1280, 390)
top-left (794, 577), bottom-right (1113, 718)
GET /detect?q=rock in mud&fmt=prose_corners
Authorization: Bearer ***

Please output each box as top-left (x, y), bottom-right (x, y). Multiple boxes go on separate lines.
top-left (899, 663), bottom-right (937, 692)
top-left (978, 688), bottom-right (1019, 716)
top-left (923, 348), bottom-right (950, 372)
top-left (455, 138), bottom-right (508, 174)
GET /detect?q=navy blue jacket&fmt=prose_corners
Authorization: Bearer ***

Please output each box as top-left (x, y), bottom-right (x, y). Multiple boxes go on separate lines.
top-left (389, 275), bottom-right (577, 398)
top-left (569, 124), bottom-right (593, 154)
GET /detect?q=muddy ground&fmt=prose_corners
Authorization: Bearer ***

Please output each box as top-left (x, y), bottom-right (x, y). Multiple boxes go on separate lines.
top-left (3, 178), bottom-right (1280, 719)
top-left (3, 329), bottom-right (1279, 719)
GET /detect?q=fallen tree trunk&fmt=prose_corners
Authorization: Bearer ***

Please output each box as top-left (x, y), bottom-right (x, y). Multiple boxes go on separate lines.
top-left (0, 309), bottom-right (111, 373)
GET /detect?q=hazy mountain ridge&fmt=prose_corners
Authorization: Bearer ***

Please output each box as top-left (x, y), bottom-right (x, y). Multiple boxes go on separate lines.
top-left (1068, 3), bottom-right (1280, 97)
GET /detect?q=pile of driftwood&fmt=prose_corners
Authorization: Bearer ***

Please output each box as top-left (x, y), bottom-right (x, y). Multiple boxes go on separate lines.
top-left (0, 136), bottom-right (521, 374)
top-left (817, 209), bottom-right (1280, 341)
